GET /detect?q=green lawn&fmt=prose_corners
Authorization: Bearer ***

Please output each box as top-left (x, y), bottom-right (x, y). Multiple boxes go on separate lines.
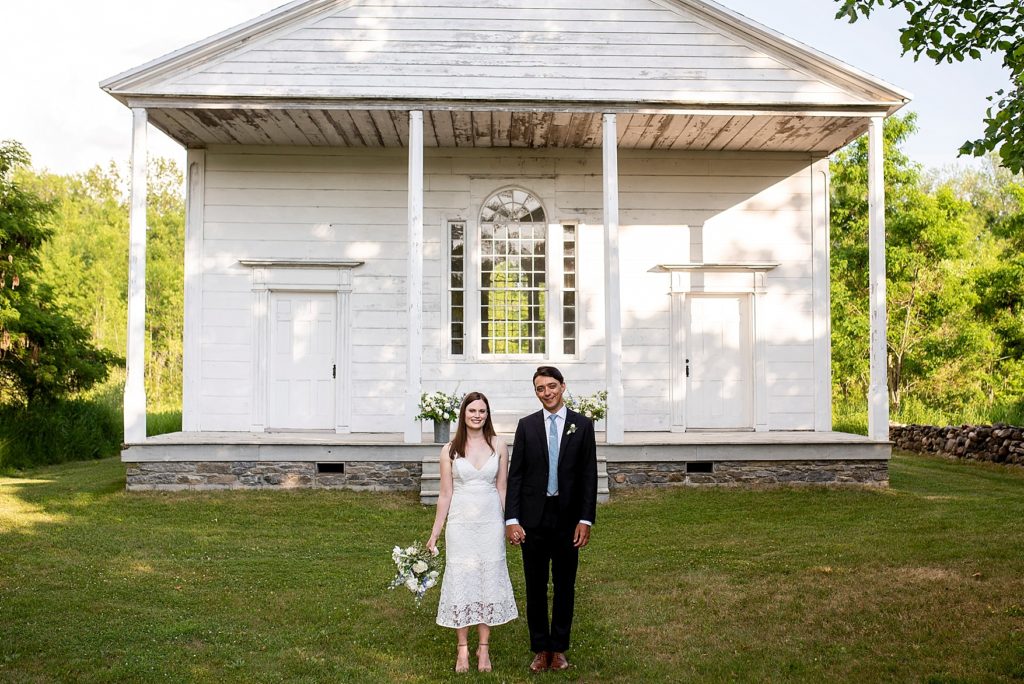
top-left (2, 453), bottom-right (1023, 683)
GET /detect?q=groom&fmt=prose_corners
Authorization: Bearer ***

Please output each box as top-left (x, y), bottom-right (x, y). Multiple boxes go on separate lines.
top-left (505, 366), bottom-right (598, 673)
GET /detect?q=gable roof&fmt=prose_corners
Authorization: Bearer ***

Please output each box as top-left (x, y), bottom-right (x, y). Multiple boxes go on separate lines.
top-left (101, 0), bottom-right (910, 113)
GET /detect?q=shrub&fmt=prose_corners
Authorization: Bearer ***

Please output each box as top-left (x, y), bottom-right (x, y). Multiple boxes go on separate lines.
top-left (0, 393), bottom-right (121, 472)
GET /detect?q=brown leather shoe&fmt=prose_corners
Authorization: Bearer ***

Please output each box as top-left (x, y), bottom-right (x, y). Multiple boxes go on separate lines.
top-left (550, 652), bottom-right (570, 671)
top-left (529, 651), bottom-right (551, 673)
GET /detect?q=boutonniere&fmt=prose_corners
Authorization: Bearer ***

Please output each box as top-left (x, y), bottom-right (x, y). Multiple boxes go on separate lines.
top-left (567, 423), bottom-right (577, 435)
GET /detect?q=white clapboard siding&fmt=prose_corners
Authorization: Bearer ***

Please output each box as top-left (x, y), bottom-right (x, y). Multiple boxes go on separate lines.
top-left (153, 0), bottom-right (869, 107)
top-left (196, 145), bottom-right (820, 432)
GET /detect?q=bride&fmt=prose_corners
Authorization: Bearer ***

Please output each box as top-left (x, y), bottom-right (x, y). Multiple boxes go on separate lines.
top-left (427, 392), bottom-right (518, 673)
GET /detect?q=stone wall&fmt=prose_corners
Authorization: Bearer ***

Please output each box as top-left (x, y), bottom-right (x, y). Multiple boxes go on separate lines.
top-left (125, 461), bottom-right (421, 492)
top-left (607, 460), bottom-right (888, 488)
top-left (128, 458), bottom-right (894, 493)
top-left (889, 423), bottom-right (1024, 465)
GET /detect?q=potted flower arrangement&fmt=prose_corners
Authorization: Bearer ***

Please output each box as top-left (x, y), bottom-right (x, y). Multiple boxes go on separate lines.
top-left (566, 389), bottom-right (608, 424)
top-left (416, 390), bottom-right (463, 443)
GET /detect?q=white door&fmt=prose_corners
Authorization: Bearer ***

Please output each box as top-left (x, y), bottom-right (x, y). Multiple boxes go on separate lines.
top-left (268, 292), bottom-right (336, 430)
top-left (686, 295), bottom-right (752, 429)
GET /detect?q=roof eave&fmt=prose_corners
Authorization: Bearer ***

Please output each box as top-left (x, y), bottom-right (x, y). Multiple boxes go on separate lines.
top-left (115, 93), bottom-right (908, 116)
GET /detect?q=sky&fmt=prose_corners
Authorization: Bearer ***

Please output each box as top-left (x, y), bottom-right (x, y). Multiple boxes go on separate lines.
top-left (0, 0), bottom-right (1011, 175)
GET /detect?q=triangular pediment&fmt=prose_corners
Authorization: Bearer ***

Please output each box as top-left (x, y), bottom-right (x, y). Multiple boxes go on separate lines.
top-left (103, 0), bottom-right (909, 110)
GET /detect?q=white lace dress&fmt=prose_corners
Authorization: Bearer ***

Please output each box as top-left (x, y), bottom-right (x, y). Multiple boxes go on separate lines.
top-left (436, 453), bottom-right (519, 628)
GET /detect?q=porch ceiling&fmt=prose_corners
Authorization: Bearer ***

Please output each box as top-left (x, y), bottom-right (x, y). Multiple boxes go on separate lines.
top-left (147, 107), bottom-right (867, 154)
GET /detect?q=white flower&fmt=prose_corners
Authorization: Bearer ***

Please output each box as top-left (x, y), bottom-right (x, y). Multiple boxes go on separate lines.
top-left (416, 390), bottom-right (464, 422)
top-left (389, 540), bottom-right (442, 605)
top-left (568, 423), bottom-right (577, 434)
top-left (430, 546), bottom-right (440, 557)
top-left (565, 390), bottom-right (608, 421)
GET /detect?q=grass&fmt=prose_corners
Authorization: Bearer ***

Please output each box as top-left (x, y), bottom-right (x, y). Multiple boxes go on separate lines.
top-left (147, 410), bottom-right (182, 436)
top-left (834, 397), bottom-right (1024, 436)
top-left (2, 453), bottom-right (1023, 682)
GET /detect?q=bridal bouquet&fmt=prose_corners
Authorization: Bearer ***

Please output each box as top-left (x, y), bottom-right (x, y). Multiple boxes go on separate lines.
top-left (388, 542), bottom-right (441, 606)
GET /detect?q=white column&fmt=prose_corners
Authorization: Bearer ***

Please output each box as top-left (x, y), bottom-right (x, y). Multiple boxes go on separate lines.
top-left (602, 114), bottom-right (625, 444)
top-left (867, 116), bottom-right (889, 442)
top-left (752, 274), bottom-right (769, 432)
top-left (124, 108), bottom-right (148, 443)
top-left (182, 150), bottom-right (205, 432)
top-left (811, 159), bottom-right (833, 432)
top-left (405, 111), bottom-right (425, 443)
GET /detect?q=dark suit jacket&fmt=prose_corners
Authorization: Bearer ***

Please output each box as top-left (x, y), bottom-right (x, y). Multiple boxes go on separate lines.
top-left (506, 408), bottom-right (598, 529)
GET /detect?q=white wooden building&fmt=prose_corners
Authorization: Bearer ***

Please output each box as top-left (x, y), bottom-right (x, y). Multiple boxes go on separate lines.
top-left (103, 0), bottom-right (905, 493)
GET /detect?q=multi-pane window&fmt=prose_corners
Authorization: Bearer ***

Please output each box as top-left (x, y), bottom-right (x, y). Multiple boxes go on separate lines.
top-left (562, 225), bottom-right (577, 356)
top-left (448, 221), bottom-right (466, 355)
top-left (480, 189), bottom-right (547, 355)
top-left (449, 189), bottom-right (577, 358)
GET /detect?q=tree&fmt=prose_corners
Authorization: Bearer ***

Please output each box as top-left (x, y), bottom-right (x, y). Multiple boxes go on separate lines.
top-left (0, 141), bottom-right (118, 404)
top-left (835, 0), bottom-right (1024, 173)
top-left (22, 159), bottom-right (185, 409)
top-left (965, 167), bottom-right (1024, 410)
top-left (142, 158), bottom-right (185, 407)
top-left (831, 115), bottom-right (996, 414)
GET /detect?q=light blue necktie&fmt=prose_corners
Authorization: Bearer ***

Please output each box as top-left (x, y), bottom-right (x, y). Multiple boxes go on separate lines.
top-left (547, 414), bottom-right (559, 496)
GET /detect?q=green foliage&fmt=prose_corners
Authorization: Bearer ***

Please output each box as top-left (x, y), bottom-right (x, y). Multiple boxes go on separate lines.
top-left (24, 164), bottom-right (129, 354)
top-left (0, 141), bottom-right (118, 405)
top-left (832, 119), bottom-right (1024, 424)
top-left (0, 385), bottom-right (120, 472)
top-left (147, 409), bottom-right (182, 437)
top-left (141, 158), bottom-right (185, 409)
top-left (21, 157), bottom-right (185, 409)
top-left (834, 0), bottom-right (1024, 173)
top-left (0, 144), bottom-right (184, 469)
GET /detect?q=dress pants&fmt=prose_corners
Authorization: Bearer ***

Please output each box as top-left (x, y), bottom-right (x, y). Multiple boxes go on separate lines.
top-left (521, 495), bottom-right (579, 653)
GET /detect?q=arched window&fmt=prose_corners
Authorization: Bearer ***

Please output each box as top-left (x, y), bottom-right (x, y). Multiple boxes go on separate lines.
top-left (446, 188), bottom-right (577, 358)
top-left (479, 189), bottom-right (548, 355)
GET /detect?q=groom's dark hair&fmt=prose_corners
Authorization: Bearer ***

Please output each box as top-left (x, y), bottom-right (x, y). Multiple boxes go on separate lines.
top-left (533, 366), bottom-right (564, 384)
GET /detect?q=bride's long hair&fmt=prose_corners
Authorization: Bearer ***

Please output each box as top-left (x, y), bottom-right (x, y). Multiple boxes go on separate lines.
top-left (450, 392), bottom-right (496, 460)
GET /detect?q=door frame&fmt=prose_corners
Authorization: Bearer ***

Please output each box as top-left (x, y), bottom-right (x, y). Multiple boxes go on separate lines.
top-left (242, 259), bottom-right (361, 433)
top-left (660, 262), bottom-right (777, 433)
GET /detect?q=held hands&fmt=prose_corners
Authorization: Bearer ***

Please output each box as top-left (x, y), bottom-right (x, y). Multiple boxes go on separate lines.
top-left (505, 524), bottom-right (526, 546)
top-left (505, 523), bottom-right (589, 547)
top-left (426, 533), bottom-right (439, 556)
top-left (573, 523), bottom-right (591, 548)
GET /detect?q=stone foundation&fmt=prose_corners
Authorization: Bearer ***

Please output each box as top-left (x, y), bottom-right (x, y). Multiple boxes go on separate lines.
top-left (607, 460), bottom-right (889, 488)
top-left (890, 423), bottom-right (1024, 466)
top-left (125, 461), bottom-right (421, 492)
